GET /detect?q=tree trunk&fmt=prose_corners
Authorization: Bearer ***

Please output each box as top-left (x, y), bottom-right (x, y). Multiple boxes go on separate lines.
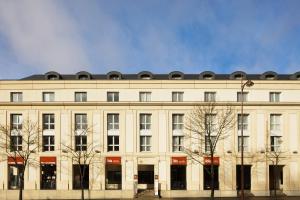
top-left (80, 173), bottom-right (84, 200)
top-left (274, 165), bottom-right (277, 200)
top-left (18, 168), bottom-right (24, 200)
top-left (210, 155), bottom-right (215, 200)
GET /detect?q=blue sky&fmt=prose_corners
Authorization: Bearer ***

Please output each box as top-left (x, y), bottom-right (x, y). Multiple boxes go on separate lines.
top-left (0, 0), bottom-right (299, 79)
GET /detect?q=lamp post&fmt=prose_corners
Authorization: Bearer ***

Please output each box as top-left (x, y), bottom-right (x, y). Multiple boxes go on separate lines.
top-left (240, 79), bottom-right (254, 200)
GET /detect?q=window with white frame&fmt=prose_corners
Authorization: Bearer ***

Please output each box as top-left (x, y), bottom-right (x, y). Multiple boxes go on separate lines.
top-left (75, 92), bottom-right (87, 102)
top-left (107, 135), bottom-right (119, 151)
top-left (140, 114), bottom-right (151, 130)
top-left (10, 135), bottom-right (22, 151)
top-left (75, 135), bottom-right (87, 151)
top-left (172, 92), bottom-right (183, 102)
top-left (271, 136), bottom-right (282, 152)
top-left (139, 92), bottom-right (151, 102)
top-left (205, 114), bottom-right (217, 133)
top-left (269, 92), bottom-right (280, 102)
top-left (205, 135), bottom-right (216, 153)
top-left (140, 114), bottom-right (151, 152)
top-left (11, 114), bottom-right (22, 130)
top-left (140, 136), bottom-right (151, 152)
top-left (172, 114), bottom-right (184, 152)
top-left (107, 92), bottom-right (119, 102)
top-left (43, 92), bottom-right (55, 102)
top-left (238, 136), bottom-right (249, 152)
top-left (43, 136), bottom-right (55, 151)
top-left (204, 92), bottom-right (216, 102)
top-left (107, 114), bottom-right (119, 130)
top-left (11, 92), bottom-right (23, 102)
top-left (43, 114), bottom-right (55, 130)
top-left (238, 114), bottom-right (249, 131)
top-left (107, 114), bottom-right (120, 152)
top-left (75, 114), bottom-right (87, 130)
top-left (270, 114), bottom-right (281, 132)
top-left (237, 92), bottom-right (248, 102)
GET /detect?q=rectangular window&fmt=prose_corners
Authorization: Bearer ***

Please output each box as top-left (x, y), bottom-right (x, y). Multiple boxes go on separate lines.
top-left (172, 92), bottom-right (183, 102)
top-left (43, 114), bottom-right (55, 130)
top-left (140, 136), bottom-right (151, 152)
top-left (172, 114), bottom-right (184, 130)
top-left (75, 92), bottom-right (87, 102)
top-left (140, 114), bottom-right (151, 130)
top-left (237, 92), bottom-right (248, 102)
top-left (238, 136), bottom-right (249, 152)
top-left (139, 92), bottom-right (151, 102)
top-left (43, 92), bottom-right (55, 102)
top-left (271, 136), bottom-right (282, 151)
top-left (270, 114), bottom-right (281, 132)
top-left (10, 136), bottom-right (22, 151)
top-left (107, 135), bottom-right (119, 151)
top-left (205, 136), bottom-right (216, 153)
top-left (205, 114), bottom-right (217, 132)
top-left (42, 136), bottom-right (55, 151)
top-left (75, 135), bottom-right (87, 151)
top-left (75, 114), bottom-right (87, 130)
top-left (172, 136), bottom-right (184, 152)
top-left (10, 92), bottom-right (23, 102)
top-left (11, 114), bottom-right (22, 130)
top-left (204, 92), bottom-right (216, 102)
top-left (107, 92), bottom-right (119, 102)
top-left (238, 114), bottom-right (249, 131)
top-left (107, 114), bottom-right (119, 130)
top-left (269, 92), bottom-right (280, 102)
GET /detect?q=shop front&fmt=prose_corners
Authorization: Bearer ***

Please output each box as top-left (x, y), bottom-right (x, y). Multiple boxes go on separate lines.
top-left (105, 157), bottom-right (122, 190)
top-left (40, 156), bottom-right (56, 190)
top-left (7, 157), bottom-right (24, 190)
top-left (171, 157), bottom-right (186, 190)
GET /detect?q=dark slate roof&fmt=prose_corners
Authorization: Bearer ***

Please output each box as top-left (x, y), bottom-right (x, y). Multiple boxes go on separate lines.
top-left (20, 71), bottom-right (300, 80)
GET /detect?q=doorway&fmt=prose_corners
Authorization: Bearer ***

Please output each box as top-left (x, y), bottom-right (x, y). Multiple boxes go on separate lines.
top-left (269, 165), bottom-right (283, 190)
top-left (138, 165), bottom-right (154, 190)
top-left (236, 165), bottom-right (251, 190)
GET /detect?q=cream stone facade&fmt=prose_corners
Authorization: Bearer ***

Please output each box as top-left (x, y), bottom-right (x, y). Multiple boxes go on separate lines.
top-left (0, 71), bottom-right (300, 199)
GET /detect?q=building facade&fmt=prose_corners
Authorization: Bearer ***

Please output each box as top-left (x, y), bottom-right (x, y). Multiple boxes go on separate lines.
top-left (0, 70), bottom-right (300, 199)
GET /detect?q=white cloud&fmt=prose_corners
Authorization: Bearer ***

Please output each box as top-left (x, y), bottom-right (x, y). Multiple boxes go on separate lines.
top-left (0, 1), bottom-right (90, 75)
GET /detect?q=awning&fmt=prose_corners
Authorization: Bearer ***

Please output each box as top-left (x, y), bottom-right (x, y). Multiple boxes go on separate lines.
top-left (40, 156), bottom-right (56, 164)
top-left (7, 156), bottom-right (24, 164)
top-left (171, 157), bottom-right (187, 165)
top-left (204, 157), bottom-right (219, 165)
top-left (106, 157), bottom-right (121, 165)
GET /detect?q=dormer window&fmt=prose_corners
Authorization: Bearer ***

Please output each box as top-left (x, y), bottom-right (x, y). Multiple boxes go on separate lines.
top-left (138, 71), bottom-right (153, 80)
top-left (76, 71), bottom-right (91, 80)
top-left (234, 74), bottom-right (243, 79)
top-left (261, 71), bottom-right (277, 80)
top-left (200, 71), bottom-right (215, 80)
top-left (45, 71), bottom-right (61, 80)
top-left (107, 71), bottom-right (122, 80)
top-left (169, 71), bottom-right (184, 80)
top-left (230, 71), bottom-right (246, 80)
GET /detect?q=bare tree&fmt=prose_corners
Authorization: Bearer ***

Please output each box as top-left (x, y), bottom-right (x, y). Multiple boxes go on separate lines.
top-left (0, 118), bottom-right (41, 200)
top-left (185, 102), bottom-right (235, 199)
top-left (61, 125), bottom-right (100, 200)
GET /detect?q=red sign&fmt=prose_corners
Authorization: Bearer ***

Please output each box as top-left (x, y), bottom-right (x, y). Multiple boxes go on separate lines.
top-left (106, 157), bottom-right (121, 165)
top-left (204, 157), bottom-right (219, 165)
top-left (8, 156), bottom-right (24, 164)
top-left (171, 157), bottom-right (187, 165)
top-left (40, 156), bottom-right (56, 164)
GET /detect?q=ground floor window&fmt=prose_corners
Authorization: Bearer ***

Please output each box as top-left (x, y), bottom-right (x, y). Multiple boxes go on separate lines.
top-left (269, 165), bottom-right (284, 190)
top-left (8, 164), bottom-right (24, 190)
top-left (138, 165), bottom-right (154, 186)
top-left (171, 165), bottom-right (186, 190)
top-left (106, 165), bottom-right (122, 190)
top-left (73, 164), bottom-right (89, 189)
top-left (41, 164), bottom-right (56, 189)
top-left (203, 165), bottom-right (219, 190)
top-left (236, 165), bottom-right (251, 190)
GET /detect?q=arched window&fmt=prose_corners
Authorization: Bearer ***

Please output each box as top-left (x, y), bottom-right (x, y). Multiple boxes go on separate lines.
top-left (45, 71), bottom-right (61, 80)
top-left (76, 71), bottom-right (91, 80)
top-left (107, 71), bottom-right (122, 80)
top-left (169, 71), bottom-right (184, 80)
top-left (199, 71), bottom-right (215, 80)
top-left (230, 71), bottom-right (246, 80)
top-left (260, 71), bottom-right (278, 80)
top-left (138, 71), bottom-right (153, 80)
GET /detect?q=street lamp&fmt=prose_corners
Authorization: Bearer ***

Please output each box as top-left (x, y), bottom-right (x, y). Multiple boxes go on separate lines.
top-left (240, 79), bottom-right (254, 200)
